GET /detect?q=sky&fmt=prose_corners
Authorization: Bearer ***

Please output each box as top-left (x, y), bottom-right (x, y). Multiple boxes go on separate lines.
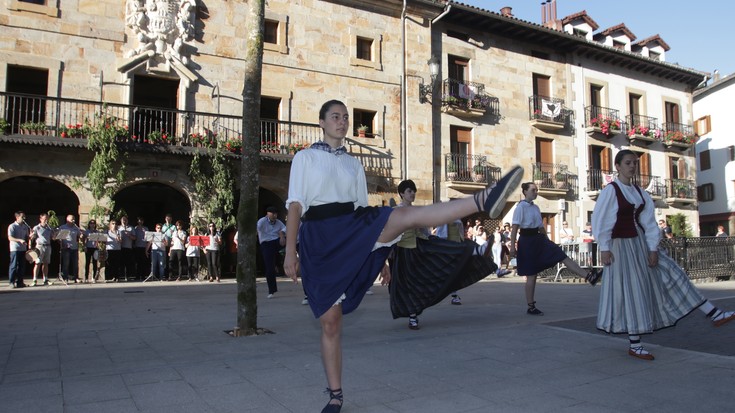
top-left (459, 0), bottom-right (734, 80)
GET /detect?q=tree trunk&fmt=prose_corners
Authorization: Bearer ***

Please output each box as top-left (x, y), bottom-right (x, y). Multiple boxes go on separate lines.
top-left (236, 0), bottom-right (265, 334)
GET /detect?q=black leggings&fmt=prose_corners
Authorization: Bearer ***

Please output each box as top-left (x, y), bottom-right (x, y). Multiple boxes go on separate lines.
top-left (206, 250), bottom-right (220, 280)
top-left (187, 256), bottom-right (199, 280)
top-left (84, 247), bottom-right (98, 278)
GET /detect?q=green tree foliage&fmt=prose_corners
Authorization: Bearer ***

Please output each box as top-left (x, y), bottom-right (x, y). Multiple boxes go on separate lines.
top-left (669, 213), bottom-right (693, 238)
top-left (83, 111), bottom-right (127, 221)
top-left (188, 147), bottom-right (236, 231)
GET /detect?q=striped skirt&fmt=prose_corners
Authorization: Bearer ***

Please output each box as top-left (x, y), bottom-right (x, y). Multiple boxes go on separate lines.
top-left (596, 234), bottom-right (705, 335)
top-left (389, 237), bottom-right (496, 318)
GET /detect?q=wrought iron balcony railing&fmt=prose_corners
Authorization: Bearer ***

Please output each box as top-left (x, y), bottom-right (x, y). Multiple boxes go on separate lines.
top-left (665, 178), bottom-right (696, 199)
top-left (585, 169), bottom-right (665, 197)
top-left (0, 91), bottom-right (323, 154)
top-left (440, 78), bottom-right (500, 115)
top-left (625, 114), bottom-right (663, 141)
top-left (445, 153), bottom-right (501, 184)
top-left (531, 162), bottom-right (578, 197)
top-left (663, 121), bottom-right (696, 145)
top-left (585, 105), bottom-right (623, 132)
top-left (528, 95), bottom-right (573, 128)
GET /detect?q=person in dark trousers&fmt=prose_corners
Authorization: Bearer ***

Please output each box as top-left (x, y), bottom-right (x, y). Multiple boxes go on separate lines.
top-left (256, 206), bottom-right (286, 298)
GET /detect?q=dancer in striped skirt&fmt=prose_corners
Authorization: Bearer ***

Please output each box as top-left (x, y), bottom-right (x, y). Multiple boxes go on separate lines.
top-left (592, 150), bottom-right (735, 360)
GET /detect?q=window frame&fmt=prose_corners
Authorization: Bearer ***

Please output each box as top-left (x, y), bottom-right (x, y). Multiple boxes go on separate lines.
top-left (349, 28), bottom-right (382, 70)
top-left (9, 0), bottom-right (58, 17)
top-left (263, 12), bottom-right (288, 54)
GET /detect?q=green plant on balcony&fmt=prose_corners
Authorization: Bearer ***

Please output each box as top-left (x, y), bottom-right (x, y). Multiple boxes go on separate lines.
top-left (356, 124), bottom-right (368, 137)
top-left (0, 118), bottom-right (9, 135)
top-left (555, 170), bottom-right (568, 189)
top-left (673, 181), bottom-right (690, 198)
top-left (20, 121), bottom-right (47, 135)
top-left (533, 167), bottom-right (543, 185)
top-left (446, 160), bottom-right (458, 181)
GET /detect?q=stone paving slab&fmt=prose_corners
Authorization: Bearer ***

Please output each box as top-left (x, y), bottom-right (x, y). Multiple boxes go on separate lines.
top-left (2, 276), bottom-right (735, 412)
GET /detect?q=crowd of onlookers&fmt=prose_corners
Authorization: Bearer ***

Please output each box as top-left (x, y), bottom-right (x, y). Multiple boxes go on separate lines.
top-left (7, 211), bottom-right (231, 288)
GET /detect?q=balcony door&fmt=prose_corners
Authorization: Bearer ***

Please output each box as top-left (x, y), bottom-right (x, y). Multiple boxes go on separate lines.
top-left (588, 145), bottom-right (611, 190)
top-left (132, 75), bottom-right (179, 139)
top-left (261, 96), bottom-right (281, 146)
top-left (450, 126), bottom-right (471, 178)
top-left (447, 55), bottom-right (469, 99)
top-left (4, 65), bottom-right (49, 133)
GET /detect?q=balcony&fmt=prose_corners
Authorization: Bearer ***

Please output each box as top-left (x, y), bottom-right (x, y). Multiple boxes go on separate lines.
top-left (585, 106), bottom-right (623, 140)
top-left (665, 178), bottom-right (697, 205)
top-left (445, 153), bottom-right (501, 190)
top-left (528, 95), bottom-right (574, 133)
top-left (625, 114), bottom-right (663, 146)
top-left (586, 169), bottom-right (667, 200)
top-left (0, 91), bottom-right (323, 157)
top-left (531, 162), bottom-right (578, 198)
top-left (440, 79), bottom-right (500, 119)
top-left (662, 122), bottom-right (696, 151)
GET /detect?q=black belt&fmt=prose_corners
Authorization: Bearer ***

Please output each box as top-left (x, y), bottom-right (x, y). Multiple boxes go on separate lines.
top-left (519, 228), bottom-right (542, 236)
top-left (303, 202), bottom-right (354, 222)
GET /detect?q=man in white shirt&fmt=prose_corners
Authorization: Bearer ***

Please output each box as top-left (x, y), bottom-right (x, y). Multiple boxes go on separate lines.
top-left (256, 206), bottom-right (286, 298)
top-left (559, 221), bottom-right (575, 244)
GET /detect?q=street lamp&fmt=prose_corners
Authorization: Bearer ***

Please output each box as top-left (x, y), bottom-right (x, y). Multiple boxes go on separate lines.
top-left (419, 55), bottom-right (440, 104)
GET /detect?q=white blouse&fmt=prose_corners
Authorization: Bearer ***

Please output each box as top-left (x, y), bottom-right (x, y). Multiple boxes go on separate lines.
top-left (285, 148), bottom-right (368, 216)
top-left (512, 200), bottom-right (543, 229)
top-left (591, 179), bottom-right (659, 252)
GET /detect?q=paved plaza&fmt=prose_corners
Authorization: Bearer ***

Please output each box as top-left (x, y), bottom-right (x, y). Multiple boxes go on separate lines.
top-left (2, 275), bottom-right (735, 412)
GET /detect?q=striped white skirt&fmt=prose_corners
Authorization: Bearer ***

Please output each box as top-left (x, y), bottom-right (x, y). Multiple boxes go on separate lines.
top-left (596, 234), bottom-right (705, 335)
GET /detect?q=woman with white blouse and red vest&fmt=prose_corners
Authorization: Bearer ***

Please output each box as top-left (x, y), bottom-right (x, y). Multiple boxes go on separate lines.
top-left (592, 150), bottom-right (735, 360)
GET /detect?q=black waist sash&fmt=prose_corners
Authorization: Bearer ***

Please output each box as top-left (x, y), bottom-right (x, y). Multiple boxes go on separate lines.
top-left (302, 202), bottom-right (354, 222)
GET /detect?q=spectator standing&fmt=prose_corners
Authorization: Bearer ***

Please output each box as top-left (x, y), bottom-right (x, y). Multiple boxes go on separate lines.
top-left (7, 211), bottom-right (30, 288)
top-left (161, 214), bottom-right (175, 278)
top-left (256, 206), bottom-right (286, 298)
top-left (133, 217), bottom-right (148, 280)
top-left (168, 220), bottom-right (187, 281)
top-left (82, 220), bottom-right (99, 283)
top-left (146, 223), bottom-right (168, 281)
top-left (58, 214), bottom-right (82, 283)
top-left (580, 222), bottom-right (596, 267)
top-left (204, 223), bottom-right (222, 282)
top-left (105, 220), bottom-right (122, 282)
top-left (715, 225), bottom-right (728, 237)
top-left (559, 221), bottom-right (575, 244)
top-left (185, 226), bottom-right (201, 281)
top-left (119, 215), bottom-right (136, 281)
top-left (30, 213), bottom-right (54, 286)
top-left (658, 219), bottom-right (673, 239)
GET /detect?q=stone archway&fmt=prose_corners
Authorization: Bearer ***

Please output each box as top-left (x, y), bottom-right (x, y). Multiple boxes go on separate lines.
top-left (112, 182), bottom-right (192, 229)
top-left (0, 176), bottom-right (80, 280)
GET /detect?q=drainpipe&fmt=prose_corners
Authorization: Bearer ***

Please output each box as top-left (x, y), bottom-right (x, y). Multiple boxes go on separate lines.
top-left (429, 3), bottom-right (451, 202)
top-left (401, 0), bottom-right (407, 181)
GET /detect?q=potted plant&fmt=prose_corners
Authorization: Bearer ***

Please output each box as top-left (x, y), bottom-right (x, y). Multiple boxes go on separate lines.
top-left (146, 131), bottom-right (162, 144)
top-left (225, 138), bottom-right (242, 154)
top-left (588, 116), bottom-right (621, 137)
top-left (20, 121), bottom-right (46, 135)
top-left (357, 125), bottom-right (368, 138)
top-left (555, 170), bottom-right (567, 189)
top-left (673, 182), bottom-right (689, 198)
top-left (446, 160), bottom-right (458, 181)
top-left (0, 118), bottom-right (9, 135)
top-left (533, 167), bottom-right (543, 187)
top-left (472, 164), bottom-right (486, 183)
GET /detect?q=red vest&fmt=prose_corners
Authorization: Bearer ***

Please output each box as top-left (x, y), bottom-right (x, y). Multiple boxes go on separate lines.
top-left (609, 182), bottom-right (645, 239)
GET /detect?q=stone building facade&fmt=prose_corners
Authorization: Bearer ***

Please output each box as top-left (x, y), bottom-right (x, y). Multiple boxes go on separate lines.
top-left (1, 0), bottom-right (705, 277)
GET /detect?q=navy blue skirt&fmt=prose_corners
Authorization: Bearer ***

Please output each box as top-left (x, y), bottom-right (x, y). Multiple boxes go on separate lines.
top-left (516, 233), bottom-right (567, 276)
top-left (299, 206), bottom-right (394, 318)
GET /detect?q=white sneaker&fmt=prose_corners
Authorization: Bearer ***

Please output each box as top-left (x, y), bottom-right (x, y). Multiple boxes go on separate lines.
top-left (267, 294), bottom-right (274, 299)
top-left (365, 289), bottom-right (374, 295)
top-left (301, 297), bottom-right (309, 305)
